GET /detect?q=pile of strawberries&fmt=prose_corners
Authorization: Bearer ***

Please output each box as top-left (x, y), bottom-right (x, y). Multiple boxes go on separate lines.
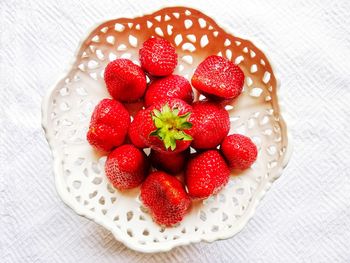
top-left (87, 37), bottom-right (257, 226)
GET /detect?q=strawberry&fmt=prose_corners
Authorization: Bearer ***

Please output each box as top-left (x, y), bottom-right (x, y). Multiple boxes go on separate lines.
top-left (139, 98), bottom-right (194, 154)
top-left (144, 75), bottom-right (193, 107)
top-left (104, 58), bottom-right (147, 102)
top-left (150, 148), bottom-right (189, 174)
top-left (139, 37), bottom-right (177, 76)
top-left (186, 150), bottom-right (230, 199)
top-left (191, 101), bottom-right (230, 149)
top-left (128, 109), bottom-right (148, 148)
top-left (140, 171), bottom-right (191, 226)
top-left (221, 134), bottom-right (258, 170)
top-left (191, 55), bottom-right (245, 100)
top-left (105, 144), bottom-right (149, 190)
top-left (87, 99), bottom-right (130, 151)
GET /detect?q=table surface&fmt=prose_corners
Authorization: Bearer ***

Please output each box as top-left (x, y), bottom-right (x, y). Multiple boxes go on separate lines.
top-left (1, 0), bottom-right (350, 262)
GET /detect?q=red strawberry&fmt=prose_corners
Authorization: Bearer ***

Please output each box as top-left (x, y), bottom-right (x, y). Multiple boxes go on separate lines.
top-left (144, 75), bottom-right (193, 107)
top-left (139, 37), bottom-right (177, 76)
top-left (191, 101), bottom-right (230, 149)
top-left (150, 148), bottom-right (189, 174)
top-left (139, 98), bottom-right (194, 154)
top-left (105, 144), bottom-right (148, 190)
top-left (186, 150), bottom-right (230, 199)
top-left (221, 134), bottom-right (258, 170)
top-left (191, 55), bottom-right (245, 100)
top-left (141, 171), bottom-right (191, 226)
top-left (87, 99), bottom-right (130, 151)
top-left (104, 59), bottom-right (147, 102)
top-left (128, 109), bottom-right (148, 148)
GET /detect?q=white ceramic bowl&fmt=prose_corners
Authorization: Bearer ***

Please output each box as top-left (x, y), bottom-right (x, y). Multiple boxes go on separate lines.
top-left (42, 6), bottom-right (291, 253)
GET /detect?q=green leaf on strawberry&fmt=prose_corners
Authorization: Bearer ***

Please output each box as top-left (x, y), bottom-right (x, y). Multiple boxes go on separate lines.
top-left (150, 103), bottom-right (193, 150)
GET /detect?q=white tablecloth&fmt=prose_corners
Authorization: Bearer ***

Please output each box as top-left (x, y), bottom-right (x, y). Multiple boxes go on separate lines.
top-left (1, 0), bottom-right (350, 262)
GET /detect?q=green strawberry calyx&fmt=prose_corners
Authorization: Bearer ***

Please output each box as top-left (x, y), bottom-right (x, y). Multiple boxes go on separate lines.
top-left (150, 103), bottom-right (193, 151)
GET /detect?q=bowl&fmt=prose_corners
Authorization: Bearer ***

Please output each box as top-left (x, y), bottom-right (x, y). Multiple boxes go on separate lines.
top-left (42, 6), bottom-right (291, 253)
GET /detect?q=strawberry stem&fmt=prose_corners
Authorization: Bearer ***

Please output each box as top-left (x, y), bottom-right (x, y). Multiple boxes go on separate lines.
top-left (150, 103), bottom-right (192, 150)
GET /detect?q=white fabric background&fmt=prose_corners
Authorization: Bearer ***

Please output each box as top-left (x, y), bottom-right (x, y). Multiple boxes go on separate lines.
top-left (1, 0), bottom-right (350, 262)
